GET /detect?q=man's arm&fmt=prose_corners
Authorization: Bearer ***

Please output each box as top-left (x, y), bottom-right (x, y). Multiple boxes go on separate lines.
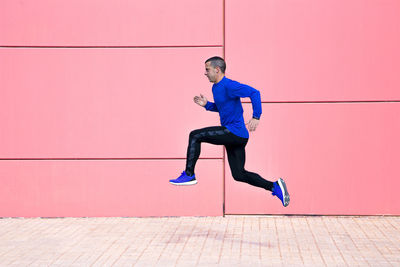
top-left (204, 101), bottom-right (219, 112)
top-left (194, 94), bottom-right (219, 112)
top-left (227, 80), bottom-right (262, 120)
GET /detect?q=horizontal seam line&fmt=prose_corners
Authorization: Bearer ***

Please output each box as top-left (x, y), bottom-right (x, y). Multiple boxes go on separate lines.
top-left (243, 100), bottom-right (400, 104)
top-left (224, 214), bottom-right (398, 217)
top-left (0, 45), bottom-right (223, 49)
top-left (0, 158), bottom-right (224, 161)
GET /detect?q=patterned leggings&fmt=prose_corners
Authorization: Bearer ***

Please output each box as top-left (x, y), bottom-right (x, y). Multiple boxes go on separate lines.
top-left (185, 126), bottom-right (273, 191)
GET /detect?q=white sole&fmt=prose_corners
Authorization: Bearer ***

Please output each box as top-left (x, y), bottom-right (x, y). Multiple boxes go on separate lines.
top-left (278, 178), bottom-right (290, 207)
top-left (169, 180), bottom-right (198, 186)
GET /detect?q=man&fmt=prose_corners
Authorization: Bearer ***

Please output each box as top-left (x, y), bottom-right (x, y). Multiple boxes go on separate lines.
top-left (169, 56), bottom-right (290, 207)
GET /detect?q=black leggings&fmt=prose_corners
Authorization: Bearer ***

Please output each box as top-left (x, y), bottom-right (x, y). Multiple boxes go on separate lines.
top-left (185, 126), bottom-right (273, 191)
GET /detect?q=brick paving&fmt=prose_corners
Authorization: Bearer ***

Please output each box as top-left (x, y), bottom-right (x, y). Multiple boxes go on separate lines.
top-left (0, 216), bottom-right (399, 266)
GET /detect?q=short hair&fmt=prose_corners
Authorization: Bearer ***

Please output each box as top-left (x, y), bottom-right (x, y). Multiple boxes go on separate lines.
top-left (205, 56), bottom-right (226, 73)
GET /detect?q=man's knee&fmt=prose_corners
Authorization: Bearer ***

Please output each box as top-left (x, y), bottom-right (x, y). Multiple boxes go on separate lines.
top-left (189, 130), bottom-right (198, 139)
top-left (231, 170), bottom-right (247, 182)
top-left (189, 129), bottom-right (205, 140)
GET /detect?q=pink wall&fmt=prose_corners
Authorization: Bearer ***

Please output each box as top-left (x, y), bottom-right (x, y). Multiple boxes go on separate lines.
top-left (0, 48), bottom-right (222, 158)
top-left (226, 0), bottom-right (400, 102)
top-left (224, 0), bottom-right (400, 215)
top-left (0, 0), bottom-right (222, 46)
top-left (226, 103), bottom-right (400, 215)
top-left (0, 160), bottom-right (223, 217)
top-left (1, 0), bottom-right (399, 216)
top-left (0, 0), bottom-right (224, 217)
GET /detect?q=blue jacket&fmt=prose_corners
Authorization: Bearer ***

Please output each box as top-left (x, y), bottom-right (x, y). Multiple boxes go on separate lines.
top-left (204, 76), bottom-right (262, 138)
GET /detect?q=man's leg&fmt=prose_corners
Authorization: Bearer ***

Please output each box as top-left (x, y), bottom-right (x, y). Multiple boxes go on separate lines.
top-left (185, 126), bottom-right (231, 176)
top-left (226, 141), bottom-right (290, 207)
top-left (225, 144), bottom-right (274, 191)
top-left (170, 126), bottom-right (232, 185)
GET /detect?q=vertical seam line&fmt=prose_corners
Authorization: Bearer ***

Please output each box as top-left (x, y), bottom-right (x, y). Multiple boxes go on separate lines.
top-left (222, 0), bottom-right (226, 217)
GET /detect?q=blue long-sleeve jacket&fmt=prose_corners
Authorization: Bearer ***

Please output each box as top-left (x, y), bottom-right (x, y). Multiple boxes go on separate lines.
top-left (204, 76), bottom-right (262, 138)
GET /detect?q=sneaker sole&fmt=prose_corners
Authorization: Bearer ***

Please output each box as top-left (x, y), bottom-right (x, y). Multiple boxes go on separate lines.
top-left (169, 180), bottom-right (198, 186)
top-left (277, 178), bottom-right (290, 207)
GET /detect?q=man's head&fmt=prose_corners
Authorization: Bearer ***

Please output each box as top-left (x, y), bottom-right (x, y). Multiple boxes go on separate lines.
top-left (205, 56), bottom-right (226, 83)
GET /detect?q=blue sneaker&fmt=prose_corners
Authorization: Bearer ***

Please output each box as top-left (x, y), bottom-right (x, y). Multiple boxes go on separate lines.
top-left (272, 178), bottom-right (290, 207)
top-left (169, 171), bottom-right (197, 185)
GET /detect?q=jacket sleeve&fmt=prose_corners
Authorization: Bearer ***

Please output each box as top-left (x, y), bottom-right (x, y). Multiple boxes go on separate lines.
top-left (227, 80), bottom-right (262, 119)
top-left (204, 101), bottom-right (219, 112)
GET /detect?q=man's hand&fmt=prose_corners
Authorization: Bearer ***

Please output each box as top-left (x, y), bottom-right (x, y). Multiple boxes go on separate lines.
top-left (246, 118), bottom-right (260, 132)
top-left (193, 94), bottom-right (208, 107)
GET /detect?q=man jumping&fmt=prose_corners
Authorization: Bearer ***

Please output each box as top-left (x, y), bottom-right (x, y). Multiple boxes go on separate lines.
top-left (169, 56), bottom-right (290, 207)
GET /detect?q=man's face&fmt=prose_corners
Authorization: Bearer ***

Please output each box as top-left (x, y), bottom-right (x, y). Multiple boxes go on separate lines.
top-left (204, 62), bottom-right (218, 83)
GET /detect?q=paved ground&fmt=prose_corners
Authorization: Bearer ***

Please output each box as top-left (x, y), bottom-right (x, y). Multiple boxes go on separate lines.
top-left (0, 216), bottom-right (399, 266)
